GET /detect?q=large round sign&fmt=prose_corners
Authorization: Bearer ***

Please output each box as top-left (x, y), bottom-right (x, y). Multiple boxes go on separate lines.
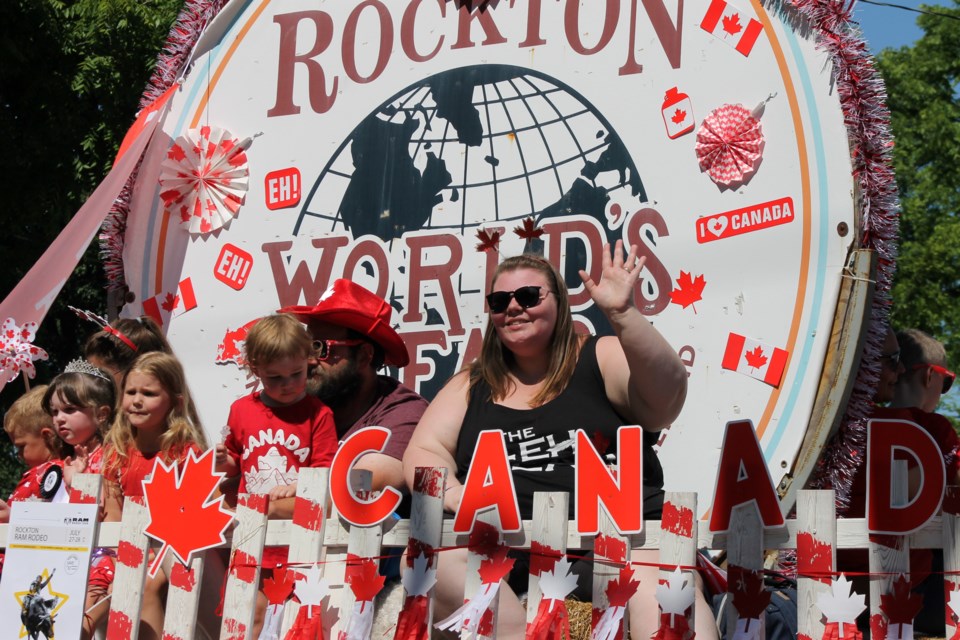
top-left (120, 0), bottom-right (863, 514)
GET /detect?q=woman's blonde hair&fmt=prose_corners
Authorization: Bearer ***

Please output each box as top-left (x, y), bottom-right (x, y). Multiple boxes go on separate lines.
top-left (104, 352), bottom-right (207, 466)
top-left (469, 254), bottom-right (581, 406)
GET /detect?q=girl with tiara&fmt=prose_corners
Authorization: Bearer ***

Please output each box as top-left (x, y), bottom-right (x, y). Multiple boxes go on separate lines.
top-left (42, 359), bottom-right (115, 487)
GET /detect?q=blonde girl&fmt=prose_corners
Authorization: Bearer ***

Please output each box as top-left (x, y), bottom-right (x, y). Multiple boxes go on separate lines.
top-left (87, 352), bottom-right (207, 640)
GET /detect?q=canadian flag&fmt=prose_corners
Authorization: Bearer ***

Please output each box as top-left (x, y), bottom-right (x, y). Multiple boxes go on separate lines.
top-left (721, 332), bottom-right (788, 387)
top-left (142, 278), bottom-right (198, 326)
top-left (700, 0), bottom-right (764, 57)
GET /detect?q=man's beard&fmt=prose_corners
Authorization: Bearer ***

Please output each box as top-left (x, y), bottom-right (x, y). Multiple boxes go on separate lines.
top-left (307, 357), bottom-right (364, 407)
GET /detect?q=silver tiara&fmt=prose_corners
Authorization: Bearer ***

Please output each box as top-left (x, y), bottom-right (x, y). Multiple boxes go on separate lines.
top-left (64, 358), bottom-right (111, 382)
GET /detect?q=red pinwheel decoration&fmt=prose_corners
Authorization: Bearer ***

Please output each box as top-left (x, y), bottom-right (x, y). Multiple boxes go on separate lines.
top-left (0, 317), bottom-right (48, 391)
top-left (159, 125), bottom-right (253, 235)
top-left (695, 103), bottom-right (764, 188)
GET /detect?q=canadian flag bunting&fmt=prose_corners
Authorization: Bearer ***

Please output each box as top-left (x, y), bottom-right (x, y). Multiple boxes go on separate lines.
top-left (527, 557), bottom-right (577, 640)
top-left (652, 568), bottom-right (695, 640)
top-left (142, 277), bottom-right (198, 326)
top-left (722, 332), bottom-right (789, 387)
top-left (817, 575), bottom-right (865, 640)
top-left (435, 547), bottom-right (515, 638)
top-left (284, 565), bottom-right (329, 640)
top-left (395, 552), bottom-right (437, 640)
top-left (700, 0), bottom-right (764, 57)
top-left (340, 556), bottom-right (385, 640)
top-left (592, 566), bottom-right (640, 640)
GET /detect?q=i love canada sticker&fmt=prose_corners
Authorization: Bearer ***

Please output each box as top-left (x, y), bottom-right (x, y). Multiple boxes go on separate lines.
top-left (695, 196), bottom-right (794, 243)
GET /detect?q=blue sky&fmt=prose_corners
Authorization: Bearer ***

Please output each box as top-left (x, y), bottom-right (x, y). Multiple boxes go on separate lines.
top-left (853, 0), bottom-right (951, 52)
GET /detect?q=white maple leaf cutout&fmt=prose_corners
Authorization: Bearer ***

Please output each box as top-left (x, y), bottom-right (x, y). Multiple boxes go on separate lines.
top-left (294, 564), bottom-right (330, 615)
top-left (401, 552), bottom-right (437, 597)
top-left (655, 567), bottom-right (696, 617)
top-left (818, 574), bottom-right (866, 629)
top-left (948, 588), bottom-right (960, 621)
top-left (539, 557), bottom-right (578, 602)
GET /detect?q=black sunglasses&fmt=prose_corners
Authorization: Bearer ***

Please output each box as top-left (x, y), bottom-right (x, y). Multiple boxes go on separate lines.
top-left (485, 286), bottom-right (550, 314)
top-left (879, 350), bottom-right (900, 368)
top-left (311, 339), bottom-right (364, 360)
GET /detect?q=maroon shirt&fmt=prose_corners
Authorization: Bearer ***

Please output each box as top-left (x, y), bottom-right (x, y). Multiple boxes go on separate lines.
top-left (339, 376), bottom-right (427, 460)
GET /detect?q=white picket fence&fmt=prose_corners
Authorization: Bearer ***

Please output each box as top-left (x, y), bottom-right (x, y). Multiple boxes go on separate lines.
top-left (4, 469), bottom-right (960, 640)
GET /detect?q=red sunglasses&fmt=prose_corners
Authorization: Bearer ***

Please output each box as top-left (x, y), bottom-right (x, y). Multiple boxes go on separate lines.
top-left (912, 363), bottom-right (955, 394)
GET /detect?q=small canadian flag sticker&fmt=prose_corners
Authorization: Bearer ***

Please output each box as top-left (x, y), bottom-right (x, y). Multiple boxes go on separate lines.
top-left (722, 332), bottom-right (788, 387)
top-left (700, 0), bottom-right (764, 57)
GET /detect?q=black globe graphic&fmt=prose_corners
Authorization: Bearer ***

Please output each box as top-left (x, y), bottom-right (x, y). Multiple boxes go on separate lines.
top-left (294, 65), bottom-right (648, 246)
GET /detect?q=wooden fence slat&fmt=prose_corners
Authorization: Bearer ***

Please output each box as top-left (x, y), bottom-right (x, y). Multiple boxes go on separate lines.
top-left (279, 467), bottom-right (330, 636)
top-left (526, 491), bottom-right (570, 625)
top-left (107, 496), bottom-right (150, 640)
top-left (333, 470), bottom-right (385, 639)
top-left (796, 489), bottom-right (837, 639)
top-left (396, 466), bottom-right (447, 638)
top-left (161, 556), bottom-right (204, 640)
top-left (868, 460), bottom-right (910, 638)
top-left (944, 485), bottom-right (960, 639)
top-left (462, 510), bottom-right (504, 640)
top-left (70, 472), bottom-right (102, 505)
top-left (659, 492), bottom-right (698, 634)
top-left (725, 502), bottom-right (765, 640)
top-left (220, 493), bottom-right (269, 640)
top-left (592, 509), bottom-right (630, 638)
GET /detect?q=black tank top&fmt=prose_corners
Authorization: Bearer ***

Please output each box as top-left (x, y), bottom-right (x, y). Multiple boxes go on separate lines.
top-left (455, 337), bottom-right (664, 519)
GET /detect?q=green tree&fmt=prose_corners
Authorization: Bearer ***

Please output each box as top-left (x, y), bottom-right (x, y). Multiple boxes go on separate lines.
top-left (0, 0), bottom-right (181, 497)
top-left (876, 1), bottom-right (960, 418)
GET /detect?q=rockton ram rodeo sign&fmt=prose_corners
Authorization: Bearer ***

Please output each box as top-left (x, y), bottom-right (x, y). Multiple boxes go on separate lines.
top-left (118, 0), bottom-right (871, 515)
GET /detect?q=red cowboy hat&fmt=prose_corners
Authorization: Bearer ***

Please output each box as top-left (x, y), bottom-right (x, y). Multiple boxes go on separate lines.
top-left (279, 280), bottom-right (409, 367)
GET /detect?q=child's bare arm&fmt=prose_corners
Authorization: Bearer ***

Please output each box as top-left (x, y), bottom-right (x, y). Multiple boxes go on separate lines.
top-left (215, 443), bottom-right (240, 477)
top-left (102, 481), bottom-right (124, 522)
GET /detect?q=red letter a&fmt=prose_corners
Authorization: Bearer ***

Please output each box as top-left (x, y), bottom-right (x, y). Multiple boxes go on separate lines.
top-left (575, 427), bottom-right (644, 535)
top-left (453, 430), bottom-right (521, 533)
top-left (867, 418), bottom-right (946, 535)
top-left (708, 420), bottom-right (784, 533)
top-left (329, 427), bottom-right (403, 526)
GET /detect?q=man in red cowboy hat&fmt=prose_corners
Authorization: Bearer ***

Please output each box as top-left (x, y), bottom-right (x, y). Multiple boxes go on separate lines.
top-left (280, 279), bottom-right (428, 493)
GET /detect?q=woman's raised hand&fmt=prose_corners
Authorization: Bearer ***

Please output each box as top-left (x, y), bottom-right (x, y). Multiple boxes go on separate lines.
top-left (579, 240), bottom-right (645, 318)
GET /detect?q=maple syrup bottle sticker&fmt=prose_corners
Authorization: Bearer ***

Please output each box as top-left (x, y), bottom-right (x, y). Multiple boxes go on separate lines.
top-left (662, 87), bottom-right (695, 139)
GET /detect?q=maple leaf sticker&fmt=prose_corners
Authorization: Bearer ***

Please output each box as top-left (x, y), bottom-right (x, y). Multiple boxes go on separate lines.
top-left (478, 546), bottom-right (516, 585)
top-left (656, 567), bottom-right (695, 621)
top-left (880, 575), bottom-right (923, 624)
top-left (161, 291), bottom-right (180, 312)
top-left (142, 448), bottom-right (233, 577)
top-left (722, 12), bottom-right (742, 35)
top-left (401, 552), bottom-right (437, 597)
top-left (513, 216), bottom-right (544, 240)
top-left (345, 555), bottom-right (386, 602)
top-left (818, 575), bottom-right (865, 638)
top-left (475, 228), bottom-right (501, 252)
top-left (606, 566), bottom-right (641, 607)
top-left (669, 271), bottom-right (706, 312)
top-left (263, 568), bottom-right (295, 605)
top-left (539, 557), bottom-right (578, 602)
top-left (729, 564), bottom-right (771, 620)
top-left (671, 108), bottom-right (687, 125)
top-left (744, 345), bottom-right (767, 370)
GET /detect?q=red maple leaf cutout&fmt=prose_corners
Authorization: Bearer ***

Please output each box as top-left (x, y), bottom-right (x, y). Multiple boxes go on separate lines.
top-left (263, 568), bottom-right (295, 605)
top-left (880, 575), bottom-right (923, 624)
top-left (728, 565), bottom-right (771, 619)
top-left (722, 12), bottom-right (742, 35)
top-left (143, 448), bottom-right (233, 576)
top-left (161, 292), bottom-right (180, 312)
top-left (605, 566), bottom-right (640, 607)
top-left (478, 546), bottom-right (516, 585)
top-left (668, 271), bottom-right (706, 311)
top-left (475, 228), bottom-right (501, 252)
top-left (513, 216), bottom-right (544, 240)
top-left (744, 346), bottom-right (768, 369)
top-left (167, 143), bottom-right (186, 162)
top-left (345, 554), bottom-right (386, 602)
top-left (671, 108), bottom-right (687, 125)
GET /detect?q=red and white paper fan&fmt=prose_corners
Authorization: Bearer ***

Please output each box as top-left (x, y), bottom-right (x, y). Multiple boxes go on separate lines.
top-left (0, 317), bottom-right (48, 391)
top-left (159, 125), bottom-right (253, 235)
top-left (695, 102), bottom-right (765, 188)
